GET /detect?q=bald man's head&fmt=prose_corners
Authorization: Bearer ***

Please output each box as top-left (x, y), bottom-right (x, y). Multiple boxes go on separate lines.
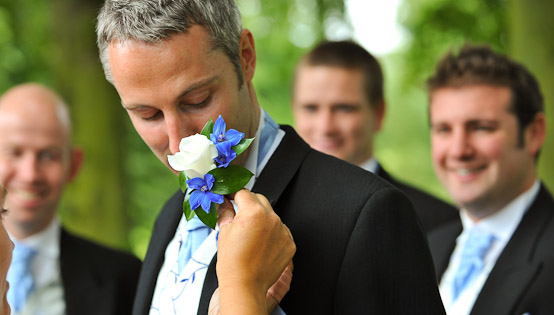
top-left (0, 83), bottom-right (83, 239)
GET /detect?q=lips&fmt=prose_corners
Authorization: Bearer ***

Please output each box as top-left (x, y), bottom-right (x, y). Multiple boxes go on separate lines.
top-left (448, 164), bottom-right (487, 181)
top-left (9, 188), bottom-right (46, 207)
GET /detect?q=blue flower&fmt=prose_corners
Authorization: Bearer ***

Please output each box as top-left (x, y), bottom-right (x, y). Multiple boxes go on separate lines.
top-left (186, 174), bottom-right (224, 212)
top-left (214, 141), bottom-right (237, 168)
top-left (210, 115), bottom-right (244, 147)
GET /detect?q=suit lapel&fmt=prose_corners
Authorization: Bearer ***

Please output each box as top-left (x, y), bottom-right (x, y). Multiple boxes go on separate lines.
top-left (197, 125), bottom-right (311, 314)
top-left (428, 221), bottom-right (462, 280)
top-left (251, 125), bottom-right (310, 206)
top-left (60, 229), bottom-right (115, 315)
top-left (471, 185), bottom-right (554, 315)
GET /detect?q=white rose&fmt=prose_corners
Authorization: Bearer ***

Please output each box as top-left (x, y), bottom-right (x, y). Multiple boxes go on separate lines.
top-left (167, 134), bottom-right (218, 179)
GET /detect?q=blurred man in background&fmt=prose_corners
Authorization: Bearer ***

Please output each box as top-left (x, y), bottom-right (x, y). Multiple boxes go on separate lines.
top-left (292, 40), bottom-right (458, 233)
top-left (427, 44), bottom-right (553, 314)
top-left (0, 83), bottom-right (141, 315)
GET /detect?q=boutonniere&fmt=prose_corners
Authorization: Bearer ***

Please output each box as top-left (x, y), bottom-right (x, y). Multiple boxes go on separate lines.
top-left (167, 115), bottom-right (254, 229)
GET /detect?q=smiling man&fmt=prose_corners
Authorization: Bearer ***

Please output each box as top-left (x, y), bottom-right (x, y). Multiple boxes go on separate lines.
top-left (96, 1), bottom-right (445, 314)
top-left (427, 44), bottom-right (554, 315)
top-left (292, 40), bottom-right (458, 233)
top-left (0, 83), bottom-right (141, 315)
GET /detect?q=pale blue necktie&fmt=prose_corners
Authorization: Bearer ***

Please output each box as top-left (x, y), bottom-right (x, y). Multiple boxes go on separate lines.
top-left (176, 111), bottom-right (279, 272)
top-left (177, 216), bottom-right (211, 274)
top-left (452, 228), bottom-right (495, 301)
top-left (7, 243), bottom-right (37, 312)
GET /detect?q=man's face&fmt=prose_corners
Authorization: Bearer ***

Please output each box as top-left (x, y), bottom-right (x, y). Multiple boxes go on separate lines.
top-left (0, 97), bottom-right (72, 237)
top-left (292, 65), bottom-right (383, 165)
top-left (430, 85), bottom-right (538, 218)
top-left (108, 26), bottom-right (259, 174)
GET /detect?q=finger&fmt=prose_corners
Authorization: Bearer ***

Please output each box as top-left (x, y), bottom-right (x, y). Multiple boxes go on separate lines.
top-left (208, 288), bottom-right (221, 315)
top-left (224, 188), bottom-right (249, 201)
top-left (253, 193), bottom-right (272, 210)
top-left (217, 198), bottom-right (235, 229)
top-left (266, 261), bottom-right (294, 311)
top-left (233, 189), bottom-right (263, 214)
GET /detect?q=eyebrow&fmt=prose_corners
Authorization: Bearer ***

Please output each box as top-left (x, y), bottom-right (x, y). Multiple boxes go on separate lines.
top-left (122, 76), bottom-right (217, 110)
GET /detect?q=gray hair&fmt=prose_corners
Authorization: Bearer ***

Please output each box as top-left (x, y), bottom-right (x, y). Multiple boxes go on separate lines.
top-left (96, 0), bottom-right (243, 86)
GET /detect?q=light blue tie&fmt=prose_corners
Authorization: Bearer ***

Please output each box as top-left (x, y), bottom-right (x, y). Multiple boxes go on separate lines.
top-left (452, 228), bottom-right (495, 301)
top-left (7, 243), bottom-right (37, 312)
top-left (177, 111), bottom-right (279, 273)
top-left (177, 216), bottom-right (211, 274)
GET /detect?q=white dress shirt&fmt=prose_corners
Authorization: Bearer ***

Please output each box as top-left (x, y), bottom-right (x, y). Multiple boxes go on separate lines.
top-left (358, 157), bottom-right (378, 174)
top-left (439, 180), bottom-right (540, 315)
top-left (150, 110), bottom-right (285, 314)
top-left (9, 218), bottom-right (66, 315)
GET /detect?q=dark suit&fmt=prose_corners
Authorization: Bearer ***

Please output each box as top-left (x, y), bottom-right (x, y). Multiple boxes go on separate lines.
top-left (133, 126), bottom-right (445, 315)
top-left (377, 166), bottom-right (459, 233)
top-left (60, 228), bottom-right (141, 315)
top-left (429, 184), bottom-right (554, 315)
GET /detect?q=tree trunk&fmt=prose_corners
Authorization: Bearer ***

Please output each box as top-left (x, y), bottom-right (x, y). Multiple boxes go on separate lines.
top-left (50, 0), bottom-right (131, 250)
top-left (509, 0), bottom-right (554, 192)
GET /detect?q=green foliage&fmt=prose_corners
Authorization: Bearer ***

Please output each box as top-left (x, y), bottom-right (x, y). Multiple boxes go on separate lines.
top-left (232, 138), bottom-right (255, 156)
top-left (398, 0), bottom-right (508, 88)
top-left (210, 165), bottom-right (254, 195)
top-left (195, 203), bottom-right (218, 230)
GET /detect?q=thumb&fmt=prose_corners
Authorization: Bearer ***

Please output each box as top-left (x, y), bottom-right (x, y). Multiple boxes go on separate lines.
top-left (217, 197), bottom-right (235, 228)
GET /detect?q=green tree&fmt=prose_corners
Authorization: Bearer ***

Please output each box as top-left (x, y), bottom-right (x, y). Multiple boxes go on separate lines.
top-left (509, 0), bottom-right (554, 192)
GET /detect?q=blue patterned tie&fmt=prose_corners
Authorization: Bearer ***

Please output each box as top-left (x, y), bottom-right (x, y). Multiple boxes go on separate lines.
top-left (177, 216), bottom-right (211, 274)
top-left (452, 228), bottom-right (495, 301)
top-left (7, 243), bottom-right (37, 312)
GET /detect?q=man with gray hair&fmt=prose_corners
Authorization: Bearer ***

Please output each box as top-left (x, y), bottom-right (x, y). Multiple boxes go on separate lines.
top-left (96, 1), bottom-right (445, 314)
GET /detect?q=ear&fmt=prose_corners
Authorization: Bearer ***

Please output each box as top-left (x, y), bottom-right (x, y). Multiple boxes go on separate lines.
top-left (67, 147), bottom-right (85, 182)
top-left (525, 112), bottom-right (546, 156)
top-left (238, 29), bottom-right (256, 83)
top-left (373, 99), bottom-right (386, 132)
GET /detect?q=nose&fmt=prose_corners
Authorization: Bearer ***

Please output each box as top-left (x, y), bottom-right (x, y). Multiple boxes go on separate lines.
top-left (315, 109), bottom-right (337, 136)
top-left (18, 154), bottom-right (41, 183)
top-left (166, 115), bottom-right (187, 155)
top-left (449, 128), bottom-right (474, 159)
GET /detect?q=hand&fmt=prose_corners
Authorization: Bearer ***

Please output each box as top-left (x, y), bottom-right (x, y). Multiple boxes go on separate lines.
top-left (209, 189), bottom-right (295, 315)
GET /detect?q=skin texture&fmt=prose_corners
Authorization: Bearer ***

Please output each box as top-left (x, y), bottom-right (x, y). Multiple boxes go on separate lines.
top-left (0, 84), bottom-right (83, 240)
top-left (209, 190), bottom-right (295, 315)
top-left (430, 85), bottom-right (545, 221)
top-left (0, 186), bottom-right (13, 315)
top-left (292, 65), bottom-right (384, 165)
top-left (108, 25), bottom-right (260, 174)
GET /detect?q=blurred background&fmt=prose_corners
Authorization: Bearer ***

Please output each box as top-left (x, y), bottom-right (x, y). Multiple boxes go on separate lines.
top-left (0, 0), bottom-right (551, 258)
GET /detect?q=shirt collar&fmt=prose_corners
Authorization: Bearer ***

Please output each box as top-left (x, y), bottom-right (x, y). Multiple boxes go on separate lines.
top-left (10, 217), bottom-right (61, 259)
top-left (460, 180), bottom-right (541, 242)
top-left (359, 157), bottom-right (378, 174)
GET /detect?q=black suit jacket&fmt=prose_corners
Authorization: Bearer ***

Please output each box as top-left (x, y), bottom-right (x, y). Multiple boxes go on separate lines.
top-left (60, 228), bottom-right (141, 315)
top-left (428, 184), bottom-right (554, 315)
top-left (133, 126), bottom-right (445, 314)
top-left (377, 167), bottom-right (459, 233)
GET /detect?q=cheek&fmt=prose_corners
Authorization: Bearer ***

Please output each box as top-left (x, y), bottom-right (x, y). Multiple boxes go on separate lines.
top-left (294, 115), bottom-right (315, 136)
top-left (431, 138), bottom-right (447, 165)
top-left (476, 137), bottom-right (504, 160)
top-left (133, 122), bottom-right (165, 151)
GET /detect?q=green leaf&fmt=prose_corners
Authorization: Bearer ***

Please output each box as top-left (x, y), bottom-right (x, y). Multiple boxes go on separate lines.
top-left (195, 203), bottom-right (217, 229)
top-left (179, 171), bottom-right (188, 192)
top-left (183, 194), bottom-right (196, 221)
top-left (209, 165), bottom-right (254, 195)
top-left (200, 118), bottom-right (215, 138)
top-left (232, 137), bottom-right (255, 156)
